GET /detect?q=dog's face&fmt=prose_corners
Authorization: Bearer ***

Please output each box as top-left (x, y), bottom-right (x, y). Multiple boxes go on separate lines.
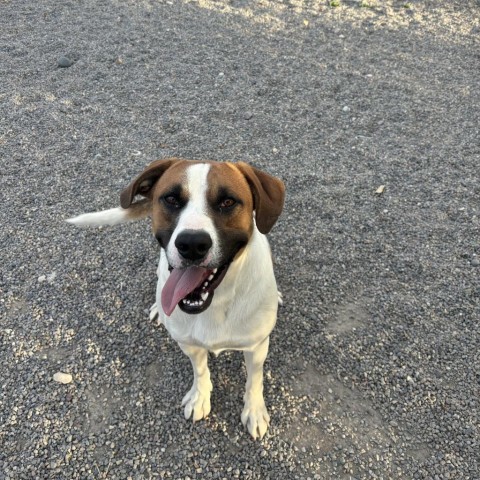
top-left (120, 159), bottom-right (285, 316)
top-left (151, 161), bottom-right (254, 270)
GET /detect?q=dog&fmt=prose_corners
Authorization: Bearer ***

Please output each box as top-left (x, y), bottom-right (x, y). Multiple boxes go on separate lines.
top-left (67, 158), bottom-right (285, 439)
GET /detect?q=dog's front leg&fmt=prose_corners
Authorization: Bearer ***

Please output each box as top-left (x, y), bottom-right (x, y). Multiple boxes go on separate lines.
top-left (179, 344), bottom-right (213, 422)
top-left (241, 336), bottom-right (271, 440)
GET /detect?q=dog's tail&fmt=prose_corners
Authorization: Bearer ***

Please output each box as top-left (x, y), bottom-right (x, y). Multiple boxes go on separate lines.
top-left (66, 199), bottom-right (151, 227)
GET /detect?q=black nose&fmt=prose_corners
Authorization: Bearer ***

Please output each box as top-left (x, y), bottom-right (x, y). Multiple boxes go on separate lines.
top-left (175, 230), bottom-right (213, 261)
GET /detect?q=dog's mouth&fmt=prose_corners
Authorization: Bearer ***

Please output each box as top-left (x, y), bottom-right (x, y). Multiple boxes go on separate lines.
top-left (161, 262), bottom-right (231, 316)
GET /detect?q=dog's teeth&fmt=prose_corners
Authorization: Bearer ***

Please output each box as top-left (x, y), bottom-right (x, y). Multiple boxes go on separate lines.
top-left (208, 275), bottom-right (214, 281)
top-left (198, 300), bottom-right (204, 305)
top-left (201, 292), bottom-right (208, 301)
top-left (204, 282), bottom-right (208, 287)
top-left (213, 268), bottom-right (218, 274)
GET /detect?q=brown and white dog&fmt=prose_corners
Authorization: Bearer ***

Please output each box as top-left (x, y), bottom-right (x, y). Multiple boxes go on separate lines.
top-left (67, 158), bottom-right (285, 439)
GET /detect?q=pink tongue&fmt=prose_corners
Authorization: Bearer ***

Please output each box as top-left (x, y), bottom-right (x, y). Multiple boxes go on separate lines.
top-left (161, 267), bottom-right (209, 316)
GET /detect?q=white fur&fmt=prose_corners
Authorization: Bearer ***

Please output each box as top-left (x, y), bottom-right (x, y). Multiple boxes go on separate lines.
top-left (68, 164), bottom-right (280, 440)
top-left (66, 208), bottom-right (131, 227)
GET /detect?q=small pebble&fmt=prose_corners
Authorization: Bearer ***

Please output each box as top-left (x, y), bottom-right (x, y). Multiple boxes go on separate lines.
top-left (244, 111), bottom-right (253, 120)
top-left (342, 106), bottom-right (351, 112)
top-left (47, 272), bottom-right (57, 283)
top-left (53, 372), bottom-right (73, 384)
top-left (58, 56), bottom-right (73, 68)
top-left (471, 258), bottom-right (479, 267)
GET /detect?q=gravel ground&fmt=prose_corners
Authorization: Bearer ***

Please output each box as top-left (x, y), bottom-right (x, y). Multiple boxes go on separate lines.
top-left (1, 0), bottom-right (479, 478)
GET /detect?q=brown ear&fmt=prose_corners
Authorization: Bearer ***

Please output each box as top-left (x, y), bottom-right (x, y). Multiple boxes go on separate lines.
top-left (120, 158), bottom-right (181, 209)
top-left (236, 162), bottom-right (285, 234)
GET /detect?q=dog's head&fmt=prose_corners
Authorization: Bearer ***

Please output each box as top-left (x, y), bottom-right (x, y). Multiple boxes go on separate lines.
top-left (120, 158), bottom-right (285, 316)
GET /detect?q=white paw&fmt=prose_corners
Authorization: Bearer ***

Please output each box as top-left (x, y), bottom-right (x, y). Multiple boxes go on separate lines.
top-left (181, 383), bottom-right (212, 422)
top-left (277, 291), bottom-right (283, 306)
top-left (241, 398), bottom-right (270, 440)
top-left (149, 302), bottom-right (161, 326)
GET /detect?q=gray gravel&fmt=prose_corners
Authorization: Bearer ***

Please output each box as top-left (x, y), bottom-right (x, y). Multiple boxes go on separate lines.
top-left (1, 0), bottom-right (479, 478)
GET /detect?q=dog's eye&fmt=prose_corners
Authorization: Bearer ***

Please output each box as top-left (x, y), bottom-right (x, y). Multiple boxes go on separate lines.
top-left (163, 195), bottom-right (181, 208)
top-left (219, 198), bottom-right (236, 209)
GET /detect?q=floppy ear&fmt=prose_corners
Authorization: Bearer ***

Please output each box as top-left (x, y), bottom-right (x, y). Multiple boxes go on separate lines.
top-left (120, 158), bottom-right (181, 209)
top-left (236, 162), bottom-right (285, 234)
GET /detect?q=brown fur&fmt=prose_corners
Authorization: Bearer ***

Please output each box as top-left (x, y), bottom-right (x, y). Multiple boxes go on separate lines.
top-left (150, 160), bottom-right (192, 236)
top-left (124, 199), bottom-right (152, 220)
top-left (120, 158), bottom-right (184, 209)
top-left (234, 162), bottom-right (285, 235)
top-left (206, 162), bottom-right (255, 235)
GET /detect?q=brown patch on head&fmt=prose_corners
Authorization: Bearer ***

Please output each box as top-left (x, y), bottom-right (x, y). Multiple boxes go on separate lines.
top-left (120, 158), bottom-right (196, 248)
top-left (206, 162), bottom-right (255, 236)
top-left (148, 160), bottom-right (198, 248)
top-left (120, 158), bottom-right (183, 208)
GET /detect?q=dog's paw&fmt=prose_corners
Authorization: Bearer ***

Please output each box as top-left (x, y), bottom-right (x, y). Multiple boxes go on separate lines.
top-left (181, 383), bottom-right (212, 422)
top-left (277, 291), bottom-right (283, 306)
top-left (149, 303), bottom-right (161, 326)
top-left (241, 398), bottom-right (270, 440)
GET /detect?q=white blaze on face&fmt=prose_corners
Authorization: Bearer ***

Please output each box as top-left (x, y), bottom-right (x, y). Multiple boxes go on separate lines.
top-left (166, 163), bottom-right (220, 268)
